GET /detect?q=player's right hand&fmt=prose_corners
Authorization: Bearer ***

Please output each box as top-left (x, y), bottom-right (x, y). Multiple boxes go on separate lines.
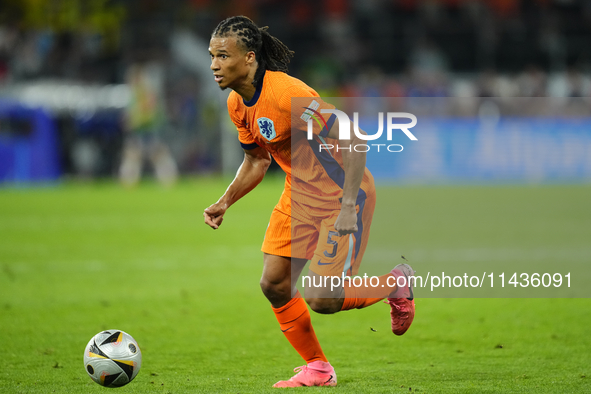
top-left (204, 202), bottom-right (227, 230)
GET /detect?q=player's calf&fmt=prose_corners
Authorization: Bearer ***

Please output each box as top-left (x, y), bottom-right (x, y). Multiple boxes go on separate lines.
top-left (303, 272), bottom-right (345, 314)
top-left (304, 296), bottom-right (343, 314)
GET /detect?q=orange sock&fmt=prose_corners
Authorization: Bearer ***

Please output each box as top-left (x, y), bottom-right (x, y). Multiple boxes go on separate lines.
top-left (341, 273), bottom-right (396, 311)
top-left (272, 292), bottom-right (328, 364)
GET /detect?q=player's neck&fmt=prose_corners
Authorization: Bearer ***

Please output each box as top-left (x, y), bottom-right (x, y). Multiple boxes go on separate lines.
top-left (234, 81), bottom-right (256, 101)
top-left (233, 65), bottom-right (259, 101)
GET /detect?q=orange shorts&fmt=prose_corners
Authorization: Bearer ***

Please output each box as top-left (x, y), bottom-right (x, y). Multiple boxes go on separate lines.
top-left (262, 187), bottom-right (376, 277)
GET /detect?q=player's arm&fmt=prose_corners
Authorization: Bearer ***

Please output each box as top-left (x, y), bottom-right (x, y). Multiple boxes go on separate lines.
top-left (204, 146), bottom-right (271, 229)
top-left (326, 122), bottom-right (366, 236)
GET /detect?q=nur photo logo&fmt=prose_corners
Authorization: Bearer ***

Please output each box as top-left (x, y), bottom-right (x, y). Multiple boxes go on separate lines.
top-left (301, 100), bottom-right (418, 153)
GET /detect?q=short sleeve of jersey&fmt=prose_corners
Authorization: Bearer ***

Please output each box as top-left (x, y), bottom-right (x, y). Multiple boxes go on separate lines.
top-left (227, 93), bottom-right (259, 150)
top-left (279, 85), bottom-right (336, 138)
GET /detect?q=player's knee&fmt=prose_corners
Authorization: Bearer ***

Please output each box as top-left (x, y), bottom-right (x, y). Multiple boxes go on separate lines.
top-left (305, 297), bottom-right (340, 314)
top-left (259, 277), bottom-right (276, 296)
top-left (260, 277), bottom-right (289, 301)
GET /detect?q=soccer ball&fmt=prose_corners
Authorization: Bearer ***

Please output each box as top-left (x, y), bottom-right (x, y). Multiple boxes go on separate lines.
top-left (83, 330), bottom-right (142, 387)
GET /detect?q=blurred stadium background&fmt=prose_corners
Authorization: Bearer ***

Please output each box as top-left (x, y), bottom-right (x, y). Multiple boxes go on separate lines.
top-left (1, 0), bottom-right (590, 184)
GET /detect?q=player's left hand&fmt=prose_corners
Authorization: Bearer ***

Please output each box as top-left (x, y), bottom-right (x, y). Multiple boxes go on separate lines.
top-left (335, 205), bottom-right (358, 236)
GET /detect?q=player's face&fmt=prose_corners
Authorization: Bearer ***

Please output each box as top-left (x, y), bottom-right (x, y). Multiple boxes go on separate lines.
top-left (209, 36), bottom-right (252, 91)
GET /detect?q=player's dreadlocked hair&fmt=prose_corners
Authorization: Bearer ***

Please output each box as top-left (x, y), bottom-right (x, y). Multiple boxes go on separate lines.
top-left (212, 16), bottom-right (294, 86)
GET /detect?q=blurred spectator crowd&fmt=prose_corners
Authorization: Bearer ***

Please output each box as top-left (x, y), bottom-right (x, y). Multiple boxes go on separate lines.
top-left (1, 0), bottom-right (590, 178)
top-left (2, 0), bottom-right (591, 96)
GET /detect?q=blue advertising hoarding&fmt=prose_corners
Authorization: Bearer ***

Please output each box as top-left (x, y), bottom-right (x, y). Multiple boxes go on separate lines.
top-left (365, 117), bottom-right (591, 184)
top-left (0, 101), bottom-right (61, 183)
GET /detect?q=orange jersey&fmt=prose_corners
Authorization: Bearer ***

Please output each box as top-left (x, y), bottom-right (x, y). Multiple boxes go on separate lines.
top-left (227, 70), bottom-right (374, 216)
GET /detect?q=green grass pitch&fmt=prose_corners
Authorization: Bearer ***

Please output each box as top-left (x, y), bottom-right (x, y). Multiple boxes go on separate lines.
top-left (0, 178), bottom-right (590, 393)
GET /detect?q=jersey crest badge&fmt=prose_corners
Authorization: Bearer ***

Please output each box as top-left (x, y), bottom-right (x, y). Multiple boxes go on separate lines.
top-left (257, 117), bottom-right (276, 141)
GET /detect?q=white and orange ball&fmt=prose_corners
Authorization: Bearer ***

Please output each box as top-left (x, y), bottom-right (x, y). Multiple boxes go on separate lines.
top-left (83, 330), bottom-right (142, 387)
